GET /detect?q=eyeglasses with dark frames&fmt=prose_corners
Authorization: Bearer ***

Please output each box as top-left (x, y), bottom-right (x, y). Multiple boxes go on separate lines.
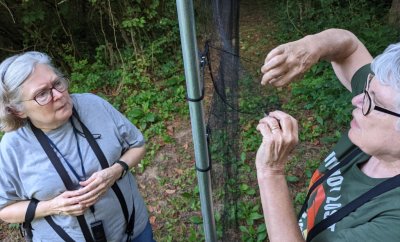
top-left (20, 77), bottom-right (69, 106)
top-left (362, 73), bottom-right (400, 118)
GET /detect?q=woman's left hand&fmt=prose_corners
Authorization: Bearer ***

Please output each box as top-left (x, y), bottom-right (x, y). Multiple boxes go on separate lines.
top-left (74, 167), bottom-right (120, 207)
top-left (256, 111), bottom-right (299, 175)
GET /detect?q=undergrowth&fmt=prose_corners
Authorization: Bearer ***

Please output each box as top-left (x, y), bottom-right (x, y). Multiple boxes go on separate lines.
top-left (1, 0), bottom-right (399, 241)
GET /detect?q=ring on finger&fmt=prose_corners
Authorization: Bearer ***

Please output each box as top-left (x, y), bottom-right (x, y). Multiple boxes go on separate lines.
top-left (270, 126), bottom-right (280, 131)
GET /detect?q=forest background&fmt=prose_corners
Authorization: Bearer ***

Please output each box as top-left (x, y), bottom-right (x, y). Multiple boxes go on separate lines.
top-left (0, 0), bottom-right (400, 241)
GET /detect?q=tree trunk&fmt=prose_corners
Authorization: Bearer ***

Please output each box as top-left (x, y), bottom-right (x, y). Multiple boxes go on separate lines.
top-left (389, 0), bottom-right (400, 27)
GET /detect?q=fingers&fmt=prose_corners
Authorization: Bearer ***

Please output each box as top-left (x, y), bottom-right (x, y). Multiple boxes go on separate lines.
top-left (53, 169), bottom-right (117, 217)
top-left (268, 111), bottom-right (299, 144)
top-left (259, 116), bottom-right (281, 133)
top-left (261, 53), bottom-right (288, 86)
top-left (78, 176), bottom-right (95, 187)
top-left (264, 45), bottom-right (285, 63)
top-left (59, 203), bottom-right (87, 216)
top-left (256, 122), bottom-right (272, 138)
top-left (255, 111), bottom-right (299, 173)
top-left (78, 192), bottom-right (102, 207)
top-left (51, 192), bottom-right (87, 216)
top-left (258, 111), bottom-right (299, 140)
top-left (261, 39), bottom-right (316, 87)
top-left (268, 111), bottom-right (297, 130)
top-left (261, 53), bottom-right (287, 75)
top-left (76, 169), bottom-right (115, 204)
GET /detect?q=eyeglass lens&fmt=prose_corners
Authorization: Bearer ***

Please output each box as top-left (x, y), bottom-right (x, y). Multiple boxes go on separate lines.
top-left (35, 78), bottom-right (68, 105)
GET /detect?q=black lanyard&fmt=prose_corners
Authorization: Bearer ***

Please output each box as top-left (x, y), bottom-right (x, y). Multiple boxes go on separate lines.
top-left (45, 119), bottom-right (87, 182)
top-left (29, 107), bottom-right (135, 242)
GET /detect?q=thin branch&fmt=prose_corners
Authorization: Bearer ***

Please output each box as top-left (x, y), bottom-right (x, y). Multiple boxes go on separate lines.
top-left (0, 46), bottom-right (33, 53)
top-left (286, 0), bottom-right (304, 36)
top-left (54, 0), bottom-right (76, 56)
top-left (0, 0), bottom-right (15, 23)
top-left (107, 0), bottom-right (125, 69)
top-left (107, 0), bottom-right (126, 94)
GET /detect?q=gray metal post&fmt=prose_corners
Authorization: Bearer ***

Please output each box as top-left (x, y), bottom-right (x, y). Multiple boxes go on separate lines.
top-left (176, 1), bottom-right (217, 241)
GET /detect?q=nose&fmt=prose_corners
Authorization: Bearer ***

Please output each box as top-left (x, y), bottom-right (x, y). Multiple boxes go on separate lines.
top-left (351, 93), bottom-right (364, 109)
top-left (51, 87), bottom-right (63, 100)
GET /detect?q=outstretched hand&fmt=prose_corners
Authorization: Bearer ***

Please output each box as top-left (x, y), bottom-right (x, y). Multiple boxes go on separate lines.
top-left (256, 111), bottom-right (298, 175)
top-left (260, 37), bottom-right (319, 87)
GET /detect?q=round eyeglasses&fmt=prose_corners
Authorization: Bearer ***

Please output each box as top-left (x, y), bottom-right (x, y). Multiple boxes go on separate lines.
top-left (20, 77), bottom-right (69, 106)
top-left (362, 73), bottom-right (400, 118)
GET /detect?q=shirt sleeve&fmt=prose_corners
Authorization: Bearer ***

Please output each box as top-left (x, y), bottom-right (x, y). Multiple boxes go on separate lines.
top-left (91, 94), bottom-right (146, 150)
top-left (350, 63), bottom-right (371, 97)
top-left (0, 140), bottom-right (25, 209)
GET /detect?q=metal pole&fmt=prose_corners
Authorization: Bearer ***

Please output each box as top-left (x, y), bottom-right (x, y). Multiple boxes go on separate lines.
top-left (176, 1), bottom-right (217, 241)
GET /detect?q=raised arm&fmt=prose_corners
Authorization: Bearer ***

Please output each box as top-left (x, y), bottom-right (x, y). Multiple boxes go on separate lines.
top-left (256, 111), bottom-right (303, 242)
top-left (261, 28), bottom-right (373, 90)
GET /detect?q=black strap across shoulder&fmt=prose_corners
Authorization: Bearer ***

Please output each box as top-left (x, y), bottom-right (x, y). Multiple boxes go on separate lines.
top-left (306, 174), bottom-right (400, 241)
top-left (72, 108), bottom-right (135, 239)
top-left (44, 217), bottom-right (75, 242)
top-left (30, 121), bottom-right (94, 242)
top-left (29, 107), bottom-right (135, 241)
top-left (300, 147), bottom-right (400, 241)
top-left (298, 147), bottom-right (362, 220)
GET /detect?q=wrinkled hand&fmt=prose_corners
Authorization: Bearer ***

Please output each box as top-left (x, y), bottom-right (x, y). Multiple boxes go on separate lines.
top-left (261, 37), bottom-right (319, 87)
top-left (49, 190), bottom-right (88, 216)
top-left (74, 167), bottom-right (120, 207)
top-left (256, 111), bottom-right (299, 175)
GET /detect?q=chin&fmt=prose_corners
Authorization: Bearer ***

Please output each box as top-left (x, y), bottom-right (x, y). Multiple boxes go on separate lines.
top-left (348, 128), bottom-right (356, 143)
top-left (349, 129), bottom-right (364, 150)
top-left (348, 131), bottom-right (374, 156)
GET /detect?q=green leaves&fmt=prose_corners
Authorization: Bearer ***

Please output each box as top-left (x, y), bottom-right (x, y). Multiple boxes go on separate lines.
top-left (286, 175), bottom-right (300, 183)
top-left (190, 216), bottom-right (203, 224)
top-left (122, 17), bottom-right (146, 29)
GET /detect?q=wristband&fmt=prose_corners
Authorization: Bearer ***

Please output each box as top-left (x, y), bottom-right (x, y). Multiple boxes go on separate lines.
top-left (114, 160), bottom-right (129, 179)
top-left (25, 198), bottom-right (39, 223)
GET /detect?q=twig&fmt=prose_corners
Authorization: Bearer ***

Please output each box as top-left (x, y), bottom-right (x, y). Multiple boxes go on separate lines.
top-left (0, 46), bottom-right (33, 53)
top-left (286, 0), bottom-right (304, 36)
top-left (0, 0), bottom-right (15, 23)
top-left (54, 0), bottom-right (76, 56)
top-left (107, 0), bottom-right (126, 93)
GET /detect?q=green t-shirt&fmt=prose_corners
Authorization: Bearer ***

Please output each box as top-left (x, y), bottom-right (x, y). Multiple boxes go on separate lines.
top-left (298, 64), bottom-right (400, 242)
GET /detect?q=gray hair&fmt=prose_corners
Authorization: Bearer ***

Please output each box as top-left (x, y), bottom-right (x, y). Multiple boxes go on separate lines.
top-left (0, 51), bottom-right (60, 132)
top-left (371, 43), bottom-right (400, 129)
top-left (371, 43), bottom-right (400, 92)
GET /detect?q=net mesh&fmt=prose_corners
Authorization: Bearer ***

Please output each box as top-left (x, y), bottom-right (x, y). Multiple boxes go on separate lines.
top-left (196, 0), bottom-right (281, 240)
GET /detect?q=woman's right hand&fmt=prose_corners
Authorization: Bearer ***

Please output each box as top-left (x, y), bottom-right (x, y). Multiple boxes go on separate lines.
top-left (48, 190), bottom-right (89, 216)
top-left (255, 111), bottom-right (299, 175)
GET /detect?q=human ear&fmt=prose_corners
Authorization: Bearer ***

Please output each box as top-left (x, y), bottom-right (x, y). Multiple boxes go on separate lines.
top-left (7, 106), bottom-right (27, 118)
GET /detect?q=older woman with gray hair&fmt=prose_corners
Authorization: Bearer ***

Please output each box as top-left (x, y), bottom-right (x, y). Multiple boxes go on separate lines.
top-left (0, 52), bottom-right (155, 241)
top-left (256, 28), bottom-right (400, 242)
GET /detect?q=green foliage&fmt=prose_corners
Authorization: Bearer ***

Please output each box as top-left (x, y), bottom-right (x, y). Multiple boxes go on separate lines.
top-left (237, 202), bottom-right (266, 241)
top-left (1, 0), bottom-right (400, 241)
top-left (276, 0), bottom-right (398, 55)
top-left (283, 66), bottom-right (353, 142)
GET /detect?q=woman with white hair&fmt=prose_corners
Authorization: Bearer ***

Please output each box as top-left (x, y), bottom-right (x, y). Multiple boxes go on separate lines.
top-left (0, 52), bottom-right (155, 241)
top-left (257, 28), bottom-right (400, 241)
